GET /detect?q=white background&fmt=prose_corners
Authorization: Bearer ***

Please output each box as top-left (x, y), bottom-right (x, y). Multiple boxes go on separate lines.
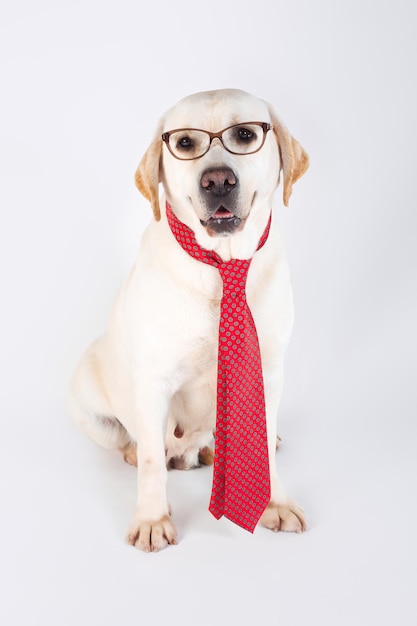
top-left (1, 0), bottom-right (416, 624)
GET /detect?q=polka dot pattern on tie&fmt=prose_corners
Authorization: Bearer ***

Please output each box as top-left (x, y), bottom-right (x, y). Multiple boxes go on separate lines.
top-left (166, 203), bottom-right (271, 533)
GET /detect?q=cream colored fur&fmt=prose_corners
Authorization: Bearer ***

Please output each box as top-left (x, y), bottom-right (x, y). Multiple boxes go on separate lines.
top-left (69, 89), bottom-right (309, 552)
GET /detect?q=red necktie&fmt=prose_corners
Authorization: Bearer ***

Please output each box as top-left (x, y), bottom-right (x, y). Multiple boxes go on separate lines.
top-left (166, 202), bottom-right (271, 532)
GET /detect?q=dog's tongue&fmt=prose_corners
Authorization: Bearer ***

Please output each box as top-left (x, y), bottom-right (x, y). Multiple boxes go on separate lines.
top-left (213, 208), bottom-right (234, 219)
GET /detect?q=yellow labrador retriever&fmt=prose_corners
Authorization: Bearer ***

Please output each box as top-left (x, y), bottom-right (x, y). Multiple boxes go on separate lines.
top-left (69, 89), bottom-right (309, 551)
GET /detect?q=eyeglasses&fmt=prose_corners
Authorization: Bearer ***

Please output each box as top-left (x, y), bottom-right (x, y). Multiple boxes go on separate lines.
top-left (162, 122), bottom-right (271, 161)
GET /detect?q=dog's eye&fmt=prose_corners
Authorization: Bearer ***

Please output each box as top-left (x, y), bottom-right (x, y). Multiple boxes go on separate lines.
top-left (176, 136), bottom-right (194, 151)
top-left (236, 127), bottom-right (255, 142)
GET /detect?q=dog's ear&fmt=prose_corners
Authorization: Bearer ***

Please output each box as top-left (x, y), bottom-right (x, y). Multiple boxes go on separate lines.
top-left (269, 107), bottom-right (309, 206)
top-left (135, 125), bottom-right (163, 221)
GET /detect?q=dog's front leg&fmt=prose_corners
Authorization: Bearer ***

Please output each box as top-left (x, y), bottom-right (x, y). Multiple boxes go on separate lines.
top-left (260, 365), bottom-right (308, 533)
top-left (126, 382), bottom-right (177, 552)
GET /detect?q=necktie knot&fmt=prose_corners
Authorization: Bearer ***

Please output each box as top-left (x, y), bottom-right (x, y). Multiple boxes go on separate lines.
top-left (218, 260), bottom-right (250, 299)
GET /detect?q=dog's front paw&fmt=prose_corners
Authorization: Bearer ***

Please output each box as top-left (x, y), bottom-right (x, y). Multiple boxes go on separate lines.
top-left (127, 515), bottom-right (177, 552)
top-left (260, 500), bottom-right (307, 534)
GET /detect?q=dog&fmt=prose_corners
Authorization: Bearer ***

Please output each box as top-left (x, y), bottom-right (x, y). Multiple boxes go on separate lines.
top-left (69, 88), bottom-right (309, 551)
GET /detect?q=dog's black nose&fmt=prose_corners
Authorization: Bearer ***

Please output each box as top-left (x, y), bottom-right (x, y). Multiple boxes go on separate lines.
top-left (200, 168), bottom-right (238, 197)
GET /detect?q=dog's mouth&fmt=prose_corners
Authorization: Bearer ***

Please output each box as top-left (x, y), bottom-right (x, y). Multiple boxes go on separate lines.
top-left (200, 207), bottom-right (243, 236)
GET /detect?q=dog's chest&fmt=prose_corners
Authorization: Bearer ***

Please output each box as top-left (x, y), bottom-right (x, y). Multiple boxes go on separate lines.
top-left (178, 290), bottom-right (221, 372)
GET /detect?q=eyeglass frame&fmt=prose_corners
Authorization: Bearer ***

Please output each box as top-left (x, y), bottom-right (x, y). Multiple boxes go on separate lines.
top-left (161, 121), bottom-right (271, 161)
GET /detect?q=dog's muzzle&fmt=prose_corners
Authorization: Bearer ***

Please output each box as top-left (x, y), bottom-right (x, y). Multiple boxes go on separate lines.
top-left (199, 167), bottom-right (243, 236)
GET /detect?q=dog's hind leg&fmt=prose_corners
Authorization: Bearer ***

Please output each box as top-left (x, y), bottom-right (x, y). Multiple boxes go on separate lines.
top-left (69, 339), bottom-right (131, 452)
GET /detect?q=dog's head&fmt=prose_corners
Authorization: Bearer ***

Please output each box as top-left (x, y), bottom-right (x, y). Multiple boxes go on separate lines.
top-left (135, 89), bottom-right (309, 238)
